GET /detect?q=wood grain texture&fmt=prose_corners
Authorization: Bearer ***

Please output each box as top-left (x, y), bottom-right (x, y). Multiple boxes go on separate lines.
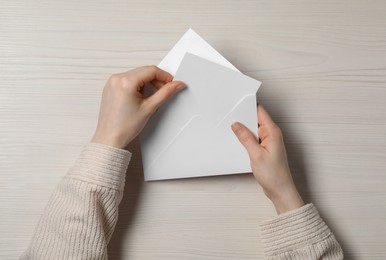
top-left (1, 0), bottom-right (386, 259)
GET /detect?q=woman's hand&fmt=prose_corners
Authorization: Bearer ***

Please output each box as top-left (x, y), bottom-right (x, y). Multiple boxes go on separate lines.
top-left (231, 104), bottom-right (304, 214)
top-left (92, 66), bottom-right (185, 149)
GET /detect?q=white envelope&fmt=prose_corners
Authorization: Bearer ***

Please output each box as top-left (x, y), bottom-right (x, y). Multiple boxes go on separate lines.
top-left (158, 28), bottom-right (239, 75)
top-left (140, 29), bottom-right (261, 181)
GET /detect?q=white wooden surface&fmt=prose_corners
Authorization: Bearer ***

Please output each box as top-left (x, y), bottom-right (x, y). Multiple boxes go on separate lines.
top-left (1, 0), bottom-right (386, 259)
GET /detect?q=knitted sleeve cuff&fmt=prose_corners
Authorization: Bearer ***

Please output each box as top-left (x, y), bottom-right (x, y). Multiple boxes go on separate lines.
top-left (66, 142), bottom-right (132, 191)
top-left (260, 203), bottom-right (332, 257)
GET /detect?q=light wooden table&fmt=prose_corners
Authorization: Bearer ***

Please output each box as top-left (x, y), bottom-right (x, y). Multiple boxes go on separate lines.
top-left (1, 1), bottom-right (386, 259)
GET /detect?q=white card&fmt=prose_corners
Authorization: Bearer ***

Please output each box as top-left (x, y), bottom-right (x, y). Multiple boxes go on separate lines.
top-left (140, 52), bottom-right (260, 181)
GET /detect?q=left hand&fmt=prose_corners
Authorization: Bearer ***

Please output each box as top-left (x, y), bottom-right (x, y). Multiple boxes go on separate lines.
top-left (92, 66), bottom-right (185, 148)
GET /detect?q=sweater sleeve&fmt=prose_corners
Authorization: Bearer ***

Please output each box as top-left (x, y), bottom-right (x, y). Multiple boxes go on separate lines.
top-left (21, 143), bottom-right (132, 260)
top-left (260, 203), bottom-right (344, 260)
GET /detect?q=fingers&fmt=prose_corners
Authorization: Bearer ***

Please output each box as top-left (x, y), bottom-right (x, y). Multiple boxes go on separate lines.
top-left (151, 79), bottom-right (167, 89)
top-left (231, 122), bottom-right (263, 158)
top-left (144, 80), bottom-right (185, 113)
top-left (127, 66), bottom-right (173, 87)
top-left (257, 104), bottom-right (282, 141)
top-left (257, 104), bottom-right (275, 127)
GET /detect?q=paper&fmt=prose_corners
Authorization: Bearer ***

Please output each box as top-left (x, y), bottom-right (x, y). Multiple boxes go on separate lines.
top-left (143, 28), bottom-right (237, 99)
top-left (158, 28), bottom-right (239, 75)
top-left (140, 52), bottom-right (261, 181)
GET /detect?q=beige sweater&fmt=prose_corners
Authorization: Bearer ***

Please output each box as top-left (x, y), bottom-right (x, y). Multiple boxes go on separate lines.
top-left (21, 143), bottom-right (343, 260)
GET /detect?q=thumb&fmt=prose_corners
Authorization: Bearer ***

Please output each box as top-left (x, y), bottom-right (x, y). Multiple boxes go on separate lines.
top-left (231, 122), bottom-right (263, 159)
top-left (145, 80), bottom-right (185, 112)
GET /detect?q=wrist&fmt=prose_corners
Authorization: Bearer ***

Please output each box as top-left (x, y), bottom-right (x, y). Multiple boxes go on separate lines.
top-left (270, 187), bottom-right (304, 215)
top-left (91, 132), bottom-right (127, 149)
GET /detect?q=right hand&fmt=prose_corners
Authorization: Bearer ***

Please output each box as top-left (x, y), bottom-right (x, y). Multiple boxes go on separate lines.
top-left (231, 104), bottom-right (304, 214)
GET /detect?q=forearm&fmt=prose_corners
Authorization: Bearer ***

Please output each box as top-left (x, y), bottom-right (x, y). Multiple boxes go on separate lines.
top-left (260, 204), bottom-right (343, 260)
top-left (21, 143), bottom-right (131, 260)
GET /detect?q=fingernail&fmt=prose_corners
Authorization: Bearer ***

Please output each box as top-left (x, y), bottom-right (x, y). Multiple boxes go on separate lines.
top-left (175, 81), bottom-right (185, 91)
top-left (231, 122), bottom-right (241, 134)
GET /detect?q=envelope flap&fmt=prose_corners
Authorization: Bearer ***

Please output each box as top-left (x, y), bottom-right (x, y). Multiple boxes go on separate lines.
top-left (158, 28), bottom-right (239, 75)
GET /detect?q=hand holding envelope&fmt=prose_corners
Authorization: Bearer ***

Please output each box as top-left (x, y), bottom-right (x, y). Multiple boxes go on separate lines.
top-left (140, 29), bottom-right (261, 181)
